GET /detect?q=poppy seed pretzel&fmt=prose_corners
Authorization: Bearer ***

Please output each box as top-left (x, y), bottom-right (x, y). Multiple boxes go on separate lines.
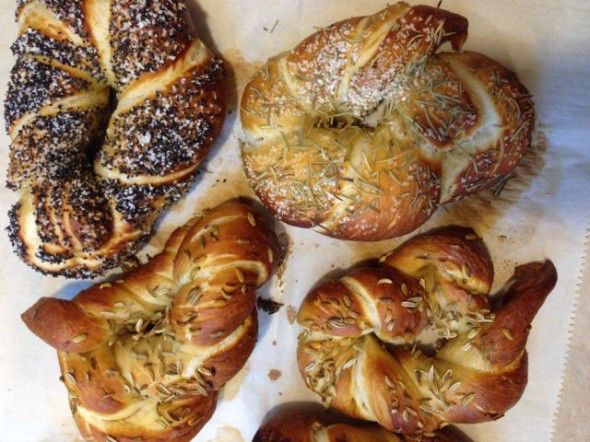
top-left (254, 410), bottom-right (473, 442)
top-left (22, 201), bottom-right (280, 442)
top-left (297, 227), bottom-right (557, 436)
top-left (241, 2), bottom-right (535, 240)
top-left (6, 0), bottom-right (225, 277)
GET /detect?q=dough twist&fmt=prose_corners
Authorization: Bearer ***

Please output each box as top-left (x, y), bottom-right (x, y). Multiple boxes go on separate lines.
top-left (254, 409), bottom-right (472, 442)
top-left (297, 227), bottom-right (556, 436)
top-left (6, 0), bottom-right (225, 277)
top-left (241, 3), bottom-right (534, 240)
top-left (22, 201), bottom-right (280, 442)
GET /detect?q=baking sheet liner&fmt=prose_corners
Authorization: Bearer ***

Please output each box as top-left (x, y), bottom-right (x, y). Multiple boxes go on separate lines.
top-left (1, 1), bottom-right (589, 441)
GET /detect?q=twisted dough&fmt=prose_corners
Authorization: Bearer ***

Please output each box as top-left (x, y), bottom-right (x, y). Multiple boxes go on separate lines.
top-left (241, 3), bottom-right (535, 240)
top-left (22, 201), bottom-right (280, 442)
top-left (297, 227), bottom-right (557, 436)
top-left (254, 410), bottom-right (472, 442)
top-left (6, 0), bottom-right (225, 277)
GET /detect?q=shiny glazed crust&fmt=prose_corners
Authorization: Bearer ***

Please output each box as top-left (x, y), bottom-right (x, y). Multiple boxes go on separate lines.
top-left (240, 2), bottom-right (535, 240)
top-left (6, 0), bottom-right (226, 277)
top-left (22, 201), bottom-right (281, 442)
top-left (254, 410), bottom-right (473, 441)
top-left (297, 227), bottom-right (557, 436)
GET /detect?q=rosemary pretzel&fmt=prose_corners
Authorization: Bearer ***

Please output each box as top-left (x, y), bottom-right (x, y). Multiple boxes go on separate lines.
top-left (22, 201), bottom-right (280, 442)
top-left (297, 226), bottom-right (557, 436)
top-left (241, 2), bottom-right (535, 240)
top-left (6, 0), bottom-right (225, 277)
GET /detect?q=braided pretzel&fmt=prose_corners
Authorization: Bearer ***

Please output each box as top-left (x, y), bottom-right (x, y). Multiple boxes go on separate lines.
top-left (297, 227), bottom-right (557, 436)
top-left (6, 0), bottom-right (225, 277)
top-left (241, 3), bottom-right (535, 240)
top-left (22, 201), bottom-right (280, 442)
top-left (254, 410), bottom-right (472, 442)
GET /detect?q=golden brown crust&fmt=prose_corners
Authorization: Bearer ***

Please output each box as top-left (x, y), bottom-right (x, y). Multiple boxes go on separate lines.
top-left (298, 267), bottom-right (427, 341)
top-left (22, 297), bottom-right (109, 353)
top-left (22, 201), bottom-right (280, 442)
top-left (240, 3), bottom-right (535, 241)
top-left (474, 261), bottom-right (557, 368)
top-left (5, 0), bottom-right (226, 277)
top-left (254, 410), bottom-right (474, 441)
top-left (254, 412), bottom-right (317, 442)
top-left (297, 226), bottom-right (556, 435)
top-left (384, 226), bottom-right (494, 301)
top-left (77, 392), bottom-right (218, 442)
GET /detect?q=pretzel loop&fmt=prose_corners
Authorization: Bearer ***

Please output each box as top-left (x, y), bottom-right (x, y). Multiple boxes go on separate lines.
top-left (297, 227), bottom-right (557, 436)
top-left (23, 202), bottom-right (281, 441)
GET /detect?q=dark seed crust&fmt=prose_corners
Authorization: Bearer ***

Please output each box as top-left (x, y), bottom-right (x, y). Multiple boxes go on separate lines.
top-left (101, 177), bottom-right (192, 226)
top-left (110, 0), bottom-right (192, 87)
top-left (7, 109), bottom-right (108, 190)
top-left (98, 59), bottom-right (224, 177)
top-left (5, 0), bottom-right (226, 278)
top-left (5, 57), bottom-right (91, 128)
top-left (11, 29), bottom-right (104, 81)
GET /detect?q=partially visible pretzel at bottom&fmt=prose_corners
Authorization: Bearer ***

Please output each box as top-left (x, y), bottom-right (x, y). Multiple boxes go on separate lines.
top-left (22, 201), bottom-right (281, 442)
top-left (297, 227), bottom-right (557, 436)
top-left (254, 409), bottom-right (473, 441)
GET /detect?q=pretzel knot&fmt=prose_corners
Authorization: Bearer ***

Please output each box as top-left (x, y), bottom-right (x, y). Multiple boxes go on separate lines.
top-left (241, 2), bottom-right (535, 240)
top-left (254, 409), bottom-right (473, 442)
top-left (22, 202), bottom-right (281, 442)
top-left (297, 226), bottom-right (557, 436)
top-left (6, 0), bottom-right (226, 277)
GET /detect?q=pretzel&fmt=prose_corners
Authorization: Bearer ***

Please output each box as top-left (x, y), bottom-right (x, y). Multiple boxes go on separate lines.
top-left (6, 0), bottom-right (225, 277)
top-left (22, 201), bottom-right (280, 442)
top-left (241, 3), bottom-right (535, 240)
top-left (297, 226), bottom-right (557, 436)
top-left (254, 409), bottom-right (473, 441)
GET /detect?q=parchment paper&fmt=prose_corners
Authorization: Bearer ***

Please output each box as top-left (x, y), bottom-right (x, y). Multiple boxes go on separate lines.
top-left (0, 1), bottom-right (589, 441)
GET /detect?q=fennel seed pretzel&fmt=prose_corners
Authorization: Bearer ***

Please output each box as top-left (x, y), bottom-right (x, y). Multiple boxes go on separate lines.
top-left (22, 201), bottom-right (281, 442)
top-left (297, 226), bottom-right (557, 436)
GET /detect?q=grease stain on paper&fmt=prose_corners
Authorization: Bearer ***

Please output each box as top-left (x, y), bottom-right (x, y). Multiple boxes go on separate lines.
top-left (208, 426), bottom-right (245, 442)
top-left (222, 48), bottom-right (263, 112)
top-left (286, 305), bottom-right (297, 324)
top-left (221, 363), bottom-right (249, 402)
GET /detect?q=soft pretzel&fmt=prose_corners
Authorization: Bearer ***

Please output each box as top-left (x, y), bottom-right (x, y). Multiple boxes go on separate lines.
top-left (241, 3), bottom-right (535, 240)
top-left (254, 410), bottom-right (473, 442)
top-left (22, 201), bottom-right (280, 442)
top-left (297, 226), bottom-right (557, 436)
top-left (6, 0), bottom-right (225, 277)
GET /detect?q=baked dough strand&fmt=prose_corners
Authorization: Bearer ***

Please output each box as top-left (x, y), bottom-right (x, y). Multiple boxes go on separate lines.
top-left (6, 0), bottom-right (226, 277)
top-left (297, 227), bottom-right (557, 436)
top-left (22, 201), bottom-right (281, 442)
top-left (241, 3), bottom-right (535, 240)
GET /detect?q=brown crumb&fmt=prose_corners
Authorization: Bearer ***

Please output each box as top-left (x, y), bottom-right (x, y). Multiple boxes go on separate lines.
top-left (278, 232), bottom-right (290, 247)
top-left (274, 232), bottom-right (291, 280)
top-left (272, 340), bottom-right (277, 346)
top-left (268, 369), bottom-right (282, 381)
top-left (287, 305), bottom-right (297, 324)
top-left (256, 297), bottom-right (283, 315)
